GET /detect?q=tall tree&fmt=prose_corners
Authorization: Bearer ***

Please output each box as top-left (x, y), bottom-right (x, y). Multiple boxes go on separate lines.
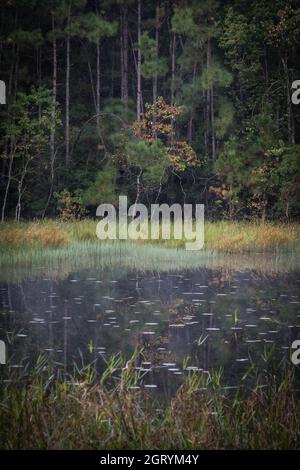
top-left (137, 0), bottom-right (142, 121)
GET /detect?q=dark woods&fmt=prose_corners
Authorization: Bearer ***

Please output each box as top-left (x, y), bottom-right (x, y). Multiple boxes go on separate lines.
top-left (0, 0), bottom-right (299, 222)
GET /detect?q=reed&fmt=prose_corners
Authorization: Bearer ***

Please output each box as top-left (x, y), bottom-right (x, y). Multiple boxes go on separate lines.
top-left (0, 352), bottom-right (299, 449)
top-left (1, 220), bottom-right (299, 253)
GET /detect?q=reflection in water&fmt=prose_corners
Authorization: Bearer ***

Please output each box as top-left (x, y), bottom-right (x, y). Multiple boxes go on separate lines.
top-left (1, 263), bottom-right (300, 398)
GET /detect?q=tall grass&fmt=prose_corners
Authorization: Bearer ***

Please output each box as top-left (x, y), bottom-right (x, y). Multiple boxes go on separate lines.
top-left (0, 220), bottom-right (299, 282)
top-left (1, 219), bottom-right (299, 253)
top-left (0, 240), bottom-right (299, 283)
top-left (204, 220), bottom-right (300, 253)
top-left (0, 220), bottom-right (70, 248)
top-left (0, 352), bottom-right (299, 449)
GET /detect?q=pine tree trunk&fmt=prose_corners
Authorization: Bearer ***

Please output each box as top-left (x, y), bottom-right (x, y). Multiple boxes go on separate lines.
top-left (1, 153), bottom-right (14, 223)
top-left (206, 37), bottom-right (212, 159)
top-left (14, 44), bottom-right (19, 98)
top-left (123, 4), bottom-right (129, 106)
top-left (120, 8), bottom-right (124, 100)
top-left (50, 7), bottom-right (57, 174)
top-left (96, 39), bottom-right (101, 129)
top-left (170, 33), bottom-right (176, 106)
top-left (37, 44), bottom-right (42, 121)
top-left (170, 32), bottom-right (176, 146)
top-left (201, 56), bottom-right (208, 154)
top-left (43, 4), bottom-right (57, 218)
top-left (211, 83), bottom-right (216, 160)
top-left (153, 2), bottom-right (159, 104)
top-left (188, 62), bottom-right (196, 143)
top-left (15, 160), bottom-right (29, 222)
top-left (110, 55), bottom-right (114, 97)
top-left (137, 0), bottom-right (142, 121)
top-left (281, 51), bottom-right (295, 145)
top-left (65, 25), bottom-right (70, 167)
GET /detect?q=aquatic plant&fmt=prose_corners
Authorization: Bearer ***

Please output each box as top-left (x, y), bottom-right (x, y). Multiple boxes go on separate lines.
top-left (0, 352), bottom-right (299, 450)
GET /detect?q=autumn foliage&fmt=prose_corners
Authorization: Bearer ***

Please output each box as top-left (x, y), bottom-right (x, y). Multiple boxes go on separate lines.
top-left (131, 97), bottom-right (199, 172)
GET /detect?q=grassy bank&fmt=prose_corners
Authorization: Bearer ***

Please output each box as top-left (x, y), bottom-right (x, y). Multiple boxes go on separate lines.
top-left (0, 353), bottom-right (299, 450)
top-left (0, 219), bottom-right (300, 253)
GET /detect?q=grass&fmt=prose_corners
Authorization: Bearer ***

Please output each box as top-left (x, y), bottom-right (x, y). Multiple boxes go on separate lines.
top-left (0, 241), bottom-right (299, 284)
top-left (0, 219), bottom-right (299, 280)
top-left (0, 352), bottom-right (299, 450)
top-left (0, 219), bottom-right (299, 253)
top-left (204, 220), bottom-right (300, 252)
top-left (0, 220), bottom-right (70, 248)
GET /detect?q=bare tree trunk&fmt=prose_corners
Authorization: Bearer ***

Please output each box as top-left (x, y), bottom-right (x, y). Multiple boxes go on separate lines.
top-left (37, 44), bottom-right (42, 121)
top-left (120, 8), bottom-right (124, 100)
top-left (170, 32), bottom-right (176, 106)
top-left (123, 4), bottom-right (129, 107)
top-left (206, 37), bottom-right (212, 159)
top-left (42, 147), bottom-right (57, 218)
top-left (8, 50), bottom-right (14, 97)
top-left (65, 19), bottom-right (70, 166)
top-left (201, 56), bottom-right (208, 154)
top-left (264, 44), bottom-right (268, 86)
top-left (188, 62), bottom-right (196, 143)
top-left (110, 54), bottom-right (115, 98)
top-left (96, 39), bottom-right (101, 129)
top-left (81, 41), bottom-right (96, 112)
top-left (137, 0), bottom-right (142, 122)
top-left (1, 154), bottom-right (14, 223)
top-left (286, 201), bottom-right (290, 220)
top-left (133, 168), bottom-right (143, 216)
top-left (281, 51), bottom-right (295, 144)
top-left (50, 7), bottom-right (57, 175)
top-left (153, 2), bottom-right (159, 104)
top-left (170, 32), bottom-right (176, 146)
top-left (211, 83), bottom-right (216, 160)
top-left (15, 160), bottom-right (29, 222)
top-left (15, 181), bottom-right (21, 222)
top-left (14, 44), bottom-right (19, 98)
top-left (44, 5), bottom-right (57, 218)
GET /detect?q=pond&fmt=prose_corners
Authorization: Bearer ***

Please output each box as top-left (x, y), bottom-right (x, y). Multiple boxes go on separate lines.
top-left (1, 249), bottom-right (300, 399)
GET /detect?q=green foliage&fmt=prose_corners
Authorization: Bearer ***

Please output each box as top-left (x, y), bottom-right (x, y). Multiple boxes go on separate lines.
top-left (126, 139), bottom-right (168, 186)
top-left (71, 12), bottom-right (117, 43)
top-left (81, 161), bottom-right (118, 206)
top-left (201, 63), bottom-right (233, 90)
top-left (214, 98), bottom-right (234, 139)
top-left (1, 87), bottom-right (59, 159)
top-left (140, 31), bottom-right (167, 80)
top-left (0, 0), bottom-right (299, 221)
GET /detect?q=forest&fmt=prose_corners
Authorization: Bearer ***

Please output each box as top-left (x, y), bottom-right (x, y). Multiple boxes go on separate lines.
top-left (0, 0), bottom-right (299, 223)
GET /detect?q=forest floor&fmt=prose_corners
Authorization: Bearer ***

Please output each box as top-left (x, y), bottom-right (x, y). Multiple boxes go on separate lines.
top-left (0, 219), bottom-right (300, 254)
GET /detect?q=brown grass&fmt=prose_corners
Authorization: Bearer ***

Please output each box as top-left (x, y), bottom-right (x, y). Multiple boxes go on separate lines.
top-left (0, 220), bottom-right (299, 252)
top-left (0, 222), bottom-right (70, 248)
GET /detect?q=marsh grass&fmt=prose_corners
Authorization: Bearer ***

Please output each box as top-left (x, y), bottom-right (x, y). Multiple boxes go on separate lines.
top-left (0, 220), bottom-right (299, 281)
top-left (0, 220), bottom-right (70, 248)
top-left (0, 242), bottom-right (299, 284)
top-left (0, 352), bottom-right (299, 450)
top-left (0, 219), bottom-right (299, 254)
top-left (204, 220), bottom-right (300, 253)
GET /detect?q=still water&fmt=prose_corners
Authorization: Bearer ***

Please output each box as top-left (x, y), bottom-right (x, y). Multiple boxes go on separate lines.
top-left (1, 256), bottom-right (300, 396)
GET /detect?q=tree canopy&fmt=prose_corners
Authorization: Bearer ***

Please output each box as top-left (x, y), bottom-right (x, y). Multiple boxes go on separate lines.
top-left (0, 0), bottom-right (299, 221)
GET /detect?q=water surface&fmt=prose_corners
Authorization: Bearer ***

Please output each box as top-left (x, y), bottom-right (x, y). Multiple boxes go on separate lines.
top-left (1, 252), bottom-right (300, 397)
